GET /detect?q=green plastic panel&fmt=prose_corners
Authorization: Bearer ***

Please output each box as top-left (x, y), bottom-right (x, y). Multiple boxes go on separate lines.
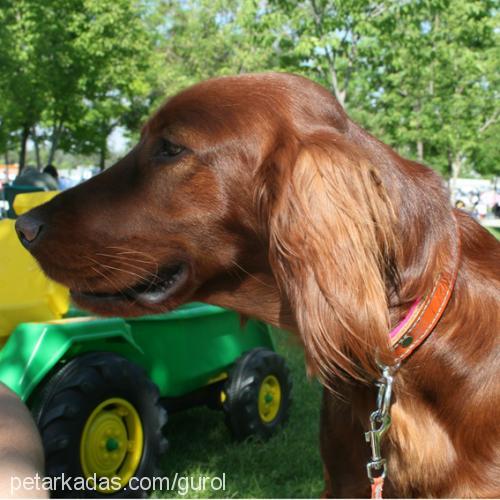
top-left (0, 317), bottom-right (139, 401)
top-left (125, 304), bottom-right (274, 397)
top-left (0, 303), bottom-right (274, 401)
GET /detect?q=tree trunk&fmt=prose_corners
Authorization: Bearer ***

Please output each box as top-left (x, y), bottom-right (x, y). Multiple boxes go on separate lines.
top-left (47, 141), bottom-right (57, 165)
top-left (447, 149), bottom-right (453, 178)
top-left (99, 141), bottom-right (107, 171)
top-left (31, 127), bottom-right (42, 170)
top-left (18, 125), bottom-right (30, 172)
top-left (417, 140), bottom-right (424, 162)
top-left (4, 152), bottom-right (9, 182)
top-left (98, 121), bottom-right (113, 171)
top-left (447, 149), bottom-right (454, 194)
top-left (336, 87), bottom-right (347, 107)
top-left (451, 152), bottom-right (463, 180)
top-left (415, 99), bottom-right (423, 162)
top-left (448, 151), bottom-right (464, 197)
top-left (47, 120), bottom-right (63, 165)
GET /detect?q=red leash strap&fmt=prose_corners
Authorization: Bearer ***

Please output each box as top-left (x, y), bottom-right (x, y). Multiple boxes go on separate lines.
top-left (371, 477), bottom-right (384, 499)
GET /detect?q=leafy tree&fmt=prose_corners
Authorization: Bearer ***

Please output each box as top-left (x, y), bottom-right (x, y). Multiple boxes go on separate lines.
top-left (363, 0), bottom-right (499, 177)
top-left (0, 0), bottom-right (49, 169)
top-left (57, 0), bottom-right (158, 169)
top-left (266, 0), bottom-right (387, 108)
top-left (1, 0), bottom-right (497, 179)
top-left (255, 0), bottom-right (497, 178)
top-left (0, 0), bottom-right (157, 170)
top-left (156, 0), bottom-right (281, 97)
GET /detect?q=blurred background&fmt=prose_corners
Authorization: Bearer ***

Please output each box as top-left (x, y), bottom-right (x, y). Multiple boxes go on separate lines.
top-left (0, 0), bottom-right (498, 218)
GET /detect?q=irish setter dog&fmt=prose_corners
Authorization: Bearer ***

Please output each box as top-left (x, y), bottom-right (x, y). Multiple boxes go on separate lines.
top-left (16, 73), bottom-right (500, 498)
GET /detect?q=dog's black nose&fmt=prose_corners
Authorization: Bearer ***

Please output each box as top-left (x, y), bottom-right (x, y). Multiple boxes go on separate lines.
top-left (15, 214), bottom-right (44, 248)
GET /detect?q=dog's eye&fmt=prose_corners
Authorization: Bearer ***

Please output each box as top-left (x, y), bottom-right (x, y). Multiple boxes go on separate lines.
top-left (156, 139), bottom-right (185, 161)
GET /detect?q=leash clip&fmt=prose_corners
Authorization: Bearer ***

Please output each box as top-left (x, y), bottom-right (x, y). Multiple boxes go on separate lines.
top-left (365, 363), bottom-right (398, 485)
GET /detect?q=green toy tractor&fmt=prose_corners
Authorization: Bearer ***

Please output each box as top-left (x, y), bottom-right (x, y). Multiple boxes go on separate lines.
top-left (0, 190), bottom-right (293, 497)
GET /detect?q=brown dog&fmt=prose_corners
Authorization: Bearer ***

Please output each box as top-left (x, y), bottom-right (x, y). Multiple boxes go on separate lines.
top-left (16, 73), bottom-right (500, 498)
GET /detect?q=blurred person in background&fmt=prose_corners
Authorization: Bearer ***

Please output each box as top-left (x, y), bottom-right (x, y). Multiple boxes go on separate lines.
top-left (42, 165), bottom-right (59, 188)
top-left (13, 166), bottom-right (59, 191)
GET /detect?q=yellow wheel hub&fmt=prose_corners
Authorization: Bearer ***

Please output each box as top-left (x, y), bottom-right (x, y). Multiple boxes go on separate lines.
top-left (258, 375), bottom-right (281, 423)
top-left (80, 398), bottom-right (143, 493)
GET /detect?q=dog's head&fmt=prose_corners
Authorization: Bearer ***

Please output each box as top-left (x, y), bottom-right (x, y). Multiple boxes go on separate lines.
top-left (17, 72), bottom-right (406, 381)
top-left (15, 74), bottom-right (340, 316)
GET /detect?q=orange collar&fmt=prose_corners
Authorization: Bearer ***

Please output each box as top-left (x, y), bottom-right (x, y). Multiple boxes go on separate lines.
top-left (367, 222), bottom-right (461, 499)
top-left (389, 224), bottom-right (461, 362)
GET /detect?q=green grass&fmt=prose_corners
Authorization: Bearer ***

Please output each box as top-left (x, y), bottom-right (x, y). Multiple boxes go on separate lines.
top-left (486, 226), bottom-right (500, 239)
top-left (152, 331), bottom-right (323, 498)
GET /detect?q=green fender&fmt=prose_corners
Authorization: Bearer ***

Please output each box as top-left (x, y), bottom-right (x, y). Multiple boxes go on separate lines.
top-left (0, 317), bottom-right (142, 401)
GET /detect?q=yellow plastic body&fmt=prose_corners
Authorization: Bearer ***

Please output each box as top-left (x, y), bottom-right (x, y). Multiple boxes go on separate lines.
top-left (12, 191), bottom-right (62, 216)
top-left (0, 191), bottom-right (69, 340)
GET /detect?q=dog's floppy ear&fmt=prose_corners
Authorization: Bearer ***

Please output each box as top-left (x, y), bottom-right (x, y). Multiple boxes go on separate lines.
top-left (263, 137), bottom-right (399, 384)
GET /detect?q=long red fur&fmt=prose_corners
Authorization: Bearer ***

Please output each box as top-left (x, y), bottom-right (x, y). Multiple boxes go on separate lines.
top-left (20, 73), bottom-right (500, 498)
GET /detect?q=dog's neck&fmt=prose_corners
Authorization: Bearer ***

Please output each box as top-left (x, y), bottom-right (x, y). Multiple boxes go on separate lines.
top-left (199, 151), bottom-right (461, 384)
top-left (382, 159), bottom-right (459, 323)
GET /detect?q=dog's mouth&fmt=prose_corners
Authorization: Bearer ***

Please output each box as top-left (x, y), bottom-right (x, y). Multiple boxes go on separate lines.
top-left (71, 263), bottom-right (189, 307)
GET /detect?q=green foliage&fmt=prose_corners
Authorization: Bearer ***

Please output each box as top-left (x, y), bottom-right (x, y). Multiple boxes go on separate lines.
top-left (60, 0), bottom-right (159, 160)
top-left (266, 0), bottom-right (383, 106)
top-left (0, 0), bottom-right (157, 168)
top-left (0, 0), bottom-right (497, 176)
top-left (155, 0), bottom-right (281, 98)
top-left (0, 0), bottom-right (48, 160)
top-left (359, 0), bottom-right (499, 176)
top-left (155, 0), bottom-right (498, 177)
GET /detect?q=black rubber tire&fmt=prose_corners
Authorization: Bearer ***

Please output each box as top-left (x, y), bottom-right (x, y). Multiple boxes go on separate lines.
top-left (223, 348), bottom-right (292, 441)
top-left (31, 352), bottom-right (167, 498)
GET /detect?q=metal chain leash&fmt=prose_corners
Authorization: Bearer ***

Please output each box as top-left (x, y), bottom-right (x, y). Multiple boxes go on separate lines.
top-left (365, 363), bottom-right (400, 499)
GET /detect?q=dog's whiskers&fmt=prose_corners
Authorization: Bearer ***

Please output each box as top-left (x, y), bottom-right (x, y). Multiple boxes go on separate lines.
top-left (106, 246), bottom-right (157, 262)
top-left (94, 253), bottom-right (159, 277)
top-left (95, 252), bottom-right (155, 266)
top-left (88, 264), bottom-right (151, 301)
top-left (102, 247), bottom-right (163, 281)
top-left (89, 265), bottom-right (128, 300)
top-left (85, 256), bottom-right (159, 286)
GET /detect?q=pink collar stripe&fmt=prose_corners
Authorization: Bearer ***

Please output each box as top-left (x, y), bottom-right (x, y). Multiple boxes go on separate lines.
top-left (389, 298), bottom-right (422, 341)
